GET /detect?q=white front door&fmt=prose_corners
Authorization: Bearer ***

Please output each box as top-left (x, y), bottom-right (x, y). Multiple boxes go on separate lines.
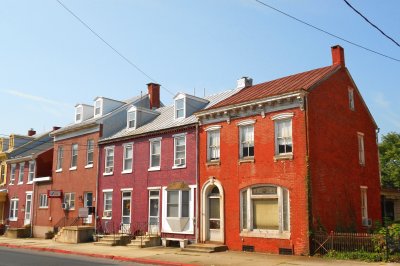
top-left (121, 191), bottom-right (131, 232)
top-left (24, 192), bottom-right (32, 225)
top-left (84, 192), bottom-right (93, 224)
top-left (148, 190), bottom-right (160, 235)
top-left (208, 186), bottom-right (222, 242)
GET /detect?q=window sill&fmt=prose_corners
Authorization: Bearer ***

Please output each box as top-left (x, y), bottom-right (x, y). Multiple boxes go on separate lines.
top-left (69, 166), bottom-right (77, 171)
top-left (102, 216), bottom-right (112, 220)
top-left (172, 165), bottom-right (186, 169)
top-left (17, 182), bottom-right (23, 185)
top-left (39, 207), bottom-right (49, 209)
top-left (121, 170), bottom-right (132, 174)
top-left (239, 157), bottom-right (255, 164)
top-left (103, 172), bottom-right (113, 176)
top-left (9, 183), bottom-right (14, 186)
top-left (240, 230), bottom-right (290, 239)
top-left (85, 164), bottom-right (93, 169)
top-left (206, 160), bottom-right (220, 166)
top-left (9, 218), bottom-right (17, 222)
top-left (274, 154), bottom-right (293, 161)
top-left (27, 181), bottom-right (33, 185)
top-left (55, 169), bottom-right (62, 173)
top-left (148, 167), bottom-right (160, 172)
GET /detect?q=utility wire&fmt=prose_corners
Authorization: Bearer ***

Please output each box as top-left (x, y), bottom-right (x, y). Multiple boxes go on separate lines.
top-left (343, 0), bottom-right (400, 47)
top-left (254, 0), bottom-right (400, 63)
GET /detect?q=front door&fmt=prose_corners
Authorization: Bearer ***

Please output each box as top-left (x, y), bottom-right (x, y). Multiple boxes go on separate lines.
top-left (208, 186), bottom-right (222, 242)
top-left (84, 192), bottom-right (93, 224)
top-left (24, 192), bottom-right (32, 225)
top-left (121, 191), bottom-right (131, 232)
top-left (148, 190), bottom-right (160, 235)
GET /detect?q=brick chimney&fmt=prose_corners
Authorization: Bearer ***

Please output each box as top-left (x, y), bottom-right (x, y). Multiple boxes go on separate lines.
top-left (147, 83), bottom-right (161, 109)
top-left (331, 45), bottom-right (345, 67)
top-left (28, 128), bottom-right (36, 136)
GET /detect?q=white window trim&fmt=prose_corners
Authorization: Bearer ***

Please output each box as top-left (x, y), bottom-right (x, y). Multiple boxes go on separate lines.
top-left (120, 188), bottom-right (133, 191)
top-left (56, 146), bottom-right (63, 171)
top-left (174, 97), bottom-right (186, 120)
top-left (239, 124), bottom-right (255, 159)
top-left (236, 119), bottom-right (256, 126)
top-left (103, 191), bottom-right (113, 220)
top-left (94, 98), bottom-right (102, 117)
top-left (64, 192), bottom-right (76, 210)
top-left (70, 143), bottom-right (78, 168)
top-left (149, 138), bottom-right (161, 171)
top-left (207, 129), bottom-right (220, 162)
top-left (274, 118), bottom-right (293, 157)
top-left (18, 163), bottom-right (25, 185)
top-left (9, 164), bottom-right (16, 185)
top-left (173, 135), bottom-right (186, 169)
top-left (75, 105), bottom-right (83, 123)
top-left (104, 146), bottom-right (115, 175)
top-left (39, 194), bottom-right (48, 209)
top-left (166, 190), bottom-right (190, 218)
top-left (86, 139), bottom-right (94, 167)
top-left (205, 125), bottom-right (222, 132)
top-left (9, 198), bottom-right (19, 221)
top-left (358, 132), bottom-right (365, 166)
top-left (27, 161), bottom-right (35, 184)
top-left (127, 110), bottom-right (137, 129)
top-left (122, 143), bottom-right (134, 173)
top-left (271, 112), bottom-right (294, 121)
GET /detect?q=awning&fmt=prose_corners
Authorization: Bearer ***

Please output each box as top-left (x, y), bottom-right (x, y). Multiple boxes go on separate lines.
top-left (166, 181), bottom-right (190, 191)
top-left (0, 192), bottom-right (7, 203)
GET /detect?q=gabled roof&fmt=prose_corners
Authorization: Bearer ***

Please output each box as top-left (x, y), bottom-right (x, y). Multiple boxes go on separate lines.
top-left (8, 131), bottom-right (53, 162)
top-left (100, 89), bottom-right (239, 143)
top-left (209, 65), bottom-right (340, 111)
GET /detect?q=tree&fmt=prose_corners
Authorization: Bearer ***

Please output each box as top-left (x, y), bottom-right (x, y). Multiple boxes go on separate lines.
top-left (379, 132), bottom-right (400, 188)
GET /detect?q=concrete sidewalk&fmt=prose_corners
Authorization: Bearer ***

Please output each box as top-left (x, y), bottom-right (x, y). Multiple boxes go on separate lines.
top-left (0, 236), bottom-right (395, 266)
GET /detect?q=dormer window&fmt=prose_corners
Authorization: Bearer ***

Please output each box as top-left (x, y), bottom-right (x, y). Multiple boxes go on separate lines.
top-left (75, 106), bottom-right (83, 123)
top-left (175, 98), bottom-right (185, 119)
top-left (94, 99), bottom-right (102, 116)
top-left (127, 110), bottom-right (136, 129)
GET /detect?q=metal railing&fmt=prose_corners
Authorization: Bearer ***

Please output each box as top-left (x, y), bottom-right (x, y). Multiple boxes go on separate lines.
top-left (54, 216), bottom-right (82, 233)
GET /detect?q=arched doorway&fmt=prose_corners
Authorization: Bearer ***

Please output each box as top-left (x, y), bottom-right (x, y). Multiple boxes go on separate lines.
top-left (201, 178), bottom-right (224, 243)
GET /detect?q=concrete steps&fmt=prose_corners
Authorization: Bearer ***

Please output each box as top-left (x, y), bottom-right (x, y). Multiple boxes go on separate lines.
top-left (94, 234), bottom-right (131, 246)
top-left (127, 236), bottom-right (161, 248)
top-left (181, 243), bottom-right (228, 253)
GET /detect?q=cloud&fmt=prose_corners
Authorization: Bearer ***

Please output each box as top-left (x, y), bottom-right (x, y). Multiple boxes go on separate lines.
top-left (2, 89), bottom-right (70, 108)
top-left (374, 92), bottom-right (390, 109)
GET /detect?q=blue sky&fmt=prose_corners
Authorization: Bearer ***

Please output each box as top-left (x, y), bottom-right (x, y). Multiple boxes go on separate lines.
top-left (0, 0), bottom-right (399, 138)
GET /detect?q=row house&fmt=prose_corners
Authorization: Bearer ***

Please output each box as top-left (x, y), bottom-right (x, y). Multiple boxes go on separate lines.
top-left (0, 131), bottom-right (36, 224)
top-left (97, 84), bottom-right (237, 246)
top-left (195, 45), bottom-right (381, 254)
top-left (4, 130), bottom-right (55, 234)
top-left (38, 92), bottom-right (152, 236)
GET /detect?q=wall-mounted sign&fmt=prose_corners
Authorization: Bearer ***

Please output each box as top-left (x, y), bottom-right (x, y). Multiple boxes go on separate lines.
top-left (78, 207), bottom-right (88, 218)
top-left (48, 190), bottom-right (62, 198)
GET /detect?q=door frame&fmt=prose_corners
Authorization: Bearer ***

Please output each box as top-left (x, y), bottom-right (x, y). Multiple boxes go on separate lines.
top-left (121, 190), bottom-right (132, 230)
top-left (148, 190), bottom-right (160, 235)
top-left (201, 177), bottom-right (224, 243)
top-left (24, 191), bottom-right (33, 225)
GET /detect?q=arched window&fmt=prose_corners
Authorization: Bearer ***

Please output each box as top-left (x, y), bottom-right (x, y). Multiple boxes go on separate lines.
top-left (240, 185), bottom-right (289, 237)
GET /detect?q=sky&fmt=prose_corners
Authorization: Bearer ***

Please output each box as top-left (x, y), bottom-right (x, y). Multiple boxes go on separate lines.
top-left (0, 0), bottom-right (399, 139)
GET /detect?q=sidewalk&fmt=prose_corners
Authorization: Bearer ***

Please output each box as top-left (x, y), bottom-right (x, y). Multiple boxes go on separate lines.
top-left (0, 236), bottom-right (396, 266)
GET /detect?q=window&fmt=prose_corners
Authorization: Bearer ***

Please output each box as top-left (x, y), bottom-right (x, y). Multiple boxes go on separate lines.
top-left (127, 111), bottom-right (136, 129)
top-left (174, 135), bottom-right (186, 167)
top-left (94, 99), bottom-right (101, 116)
top-left (241, 185), bottom-right (289, 236)
top-left (70, 144), bottom-right (78, 168)
top-left (0, 164), bottom-right (6, 184)
top-left (18, 163), bottom-right (24, 184)
top-left (75, 106), bottom-right (82, 122)
top-left (39, 194), bottom-right (48, 208)
top-left (149, 139), bottom-right (161, 169)
top-left (103, 192), bottom-right (113, 218)
top-left (167, 190), bottom-right (189, 218)
top-left (56, 146), bottom-right (63, 170)
top-left (84, 192), bottom-right (93, 208)
top-left (358, 133), bottom-right (365, 165)
top-left (275, 119), bottom-right (293, 155)
top-left (9, 164), bottom-right (16, 185)
top-left (28, 161), bottom-right (35, 183)
top-left (9, 198), bottom-right (18, 221)
top-left (123, 143), bottom-right (133, 172)
top-left (349, 88), bottom-right (355, 111)
top-left (86, 139), bottom-right (94, 166)
top-left (64, 192), bottom-right (75, 210)
top-left (175, 98), bottom-right (185, 119)
top-left (240, 125), bottom-right (254, 158)
top-left (361, 187), bottom-right (368, 222)
top-left (104, 146), bottom-right (114, 174)
top-left (207, 130), bottom-right (220, 161)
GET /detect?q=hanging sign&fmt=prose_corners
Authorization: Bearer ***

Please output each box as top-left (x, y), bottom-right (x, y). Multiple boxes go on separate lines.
top-left (48, 190), bottom-right (63, 198)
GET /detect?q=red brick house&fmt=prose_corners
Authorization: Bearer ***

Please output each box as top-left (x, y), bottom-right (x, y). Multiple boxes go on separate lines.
top-left (195, 45), bottom-right (381, 255)
top-left (97, 84), bottom-right (237, 246)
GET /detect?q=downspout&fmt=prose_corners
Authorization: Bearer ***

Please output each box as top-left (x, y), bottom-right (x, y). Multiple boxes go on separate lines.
top-left (304, 93), bottom-right (313, 254)
top-left (94, 136), bottom-right (100, 235)
top-left (31, 158), bottom-right (36, 238)
top-left (195, 124), bottom-right (199, 243)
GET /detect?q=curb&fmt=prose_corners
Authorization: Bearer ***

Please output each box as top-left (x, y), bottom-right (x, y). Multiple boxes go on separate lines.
top-left (0, 243), bottom-right (196, 266)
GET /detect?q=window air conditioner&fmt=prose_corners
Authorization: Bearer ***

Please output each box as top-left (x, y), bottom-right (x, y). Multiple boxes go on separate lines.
top-left (362, 218), bottom-right (372, 227)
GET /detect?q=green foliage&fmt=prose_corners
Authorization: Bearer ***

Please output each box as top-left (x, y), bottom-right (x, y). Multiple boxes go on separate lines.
top-left (379, 132), bottom-right (400, 188)
top-left (325, 250), bottom-right (383, 262)
top-left (373, 223), bottom-right (400, 255)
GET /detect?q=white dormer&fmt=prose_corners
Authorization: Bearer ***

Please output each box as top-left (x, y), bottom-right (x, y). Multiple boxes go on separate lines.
top-left (126, 105), bottom-right (160, 129)
top-left (75, 104), bottom-right (94, 123)
top-left (174, 93), bottom-right (209, 120)
top-left (93, 97), bottom-right (125, 117)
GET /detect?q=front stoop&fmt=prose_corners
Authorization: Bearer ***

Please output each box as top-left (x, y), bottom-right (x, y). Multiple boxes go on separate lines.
top-left (127, 236), bottom-right (161, 248)
top-left (181, 243), bottom-right (228, 253)
top-left (94, 234), bottom-right (131, 246)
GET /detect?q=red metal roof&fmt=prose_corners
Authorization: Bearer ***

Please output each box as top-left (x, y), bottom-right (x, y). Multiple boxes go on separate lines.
top-left (209, 65), bottom-right (341, 110)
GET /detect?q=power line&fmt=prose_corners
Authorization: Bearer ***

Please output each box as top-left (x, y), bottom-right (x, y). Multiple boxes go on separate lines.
top-left (343, 0), bottom-right (400, 47)
top-left (254, 0), bottom-right (400, 63)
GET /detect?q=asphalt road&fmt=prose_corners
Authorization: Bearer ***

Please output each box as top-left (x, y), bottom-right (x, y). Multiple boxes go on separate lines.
top-left (0, 246), bottom-right (155, 266)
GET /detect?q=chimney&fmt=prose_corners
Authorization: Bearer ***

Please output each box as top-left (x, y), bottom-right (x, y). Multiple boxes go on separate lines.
top-left (52, 126), bottom-right (61, 131)
top-left (147, 83), bottom-right (161, 109)
top-left (237, 77), bottom-right (253, 90)
top-left (331, 45), bottom-right (345, 67)
top-left (28, 128), bottom-right (36, 136)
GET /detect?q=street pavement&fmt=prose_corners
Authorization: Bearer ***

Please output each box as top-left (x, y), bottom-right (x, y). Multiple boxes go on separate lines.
top-left (0, 236), bottom-right (397, 266)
